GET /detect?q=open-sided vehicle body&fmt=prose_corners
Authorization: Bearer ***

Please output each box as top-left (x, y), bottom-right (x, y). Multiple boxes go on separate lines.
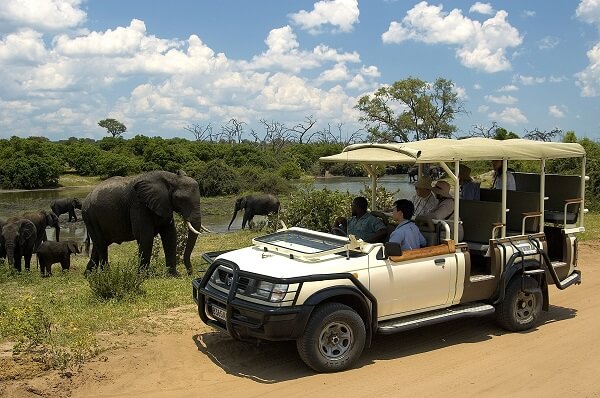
top-left (193, 137), bottom-right (585, 372)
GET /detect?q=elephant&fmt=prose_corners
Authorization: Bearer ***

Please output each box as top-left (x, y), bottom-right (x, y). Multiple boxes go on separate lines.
top-left (408, 166), bottom-right (419, 183)
top-left (82, 170), bottom-right (205, 276)
top-left (23, 210), bottom-right (60, 248)
top-left (0, 217), bottom-right (37, 271)
top-left (228, 194), bottom-right (281, 230)
top-left (51, 198), bottom-right (82, 222)
top-left (36, 240), bottom-right (80, 277)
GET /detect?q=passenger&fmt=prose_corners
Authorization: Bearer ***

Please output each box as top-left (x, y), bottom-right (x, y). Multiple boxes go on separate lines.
top-left (459, 164), bottom-right (480, 200)
top-left (334, 197), bottom-right (388, 243)
top-left (491, 160), bottom-right (516, 191)
top-left (411, 176), bottom-right (438, 217)
top-left (422, 181), bottom-right (464, 241)
top-left (389, 199), bottom-right (426, 251)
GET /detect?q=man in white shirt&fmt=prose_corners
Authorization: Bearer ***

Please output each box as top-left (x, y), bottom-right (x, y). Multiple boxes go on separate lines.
top-left (491, 160), bottom-right (516, 191)
top-left (410, 176), bottom-right (438, 217)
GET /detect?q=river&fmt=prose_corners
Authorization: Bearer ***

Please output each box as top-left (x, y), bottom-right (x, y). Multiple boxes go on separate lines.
top-left (0, 174), bottom-right (415, 244)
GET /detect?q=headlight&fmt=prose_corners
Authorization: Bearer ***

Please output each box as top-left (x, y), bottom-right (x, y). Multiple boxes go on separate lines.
top-left (252, 281), bottom-right (289, 302)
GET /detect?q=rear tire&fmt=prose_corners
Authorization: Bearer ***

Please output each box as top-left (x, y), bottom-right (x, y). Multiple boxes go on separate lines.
top-left (296, 303), bottom-right (366, 373)
top-left (496, 275), bottom-right (543, 331)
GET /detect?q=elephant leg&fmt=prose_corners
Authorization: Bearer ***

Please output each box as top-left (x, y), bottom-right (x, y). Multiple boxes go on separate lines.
top-left (160, 222), bottom-right (178, 276)
top-left (86, 243), bottom-right (107, 273)
top-left (137, 229), bottom-right (154, 273)
top-left (24, 252), bottom-right (32, 271)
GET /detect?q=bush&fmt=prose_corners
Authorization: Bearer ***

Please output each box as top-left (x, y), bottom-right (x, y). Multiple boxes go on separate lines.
top-left (281, 184), bottom-right (352, 232)
top-left (327, 162), bottom-right (366, 177)
top-left (253, 173), bottom-right (292, 195)
top-left (98, 152), bottom-right (141, 177)
top-left (86, 259), bottom-right (146, 300)
top-left (195, 159), bottom-right (241, 196)
top-left (278, 161), bottom-right (303, 180)
top-left (359, 184), bottom-right (398, 211)
top-left (0, 154), bottom-right (63, 189)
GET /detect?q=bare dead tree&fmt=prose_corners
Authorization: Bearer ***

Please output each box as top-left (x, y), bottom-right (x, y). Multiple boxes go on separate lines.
top-left (315, 123), bottom-right (365, 146)
top-left (469, 121), bottom-right (499, 138)
top-left (221, 118), bottom-right (247, 143)
top-left (184, 123), bottom-right (213, 141)
top-left (288, 115), bottom-right (318, 144)
top-left (523, 127), bottom-right (562, 142)
top-left (257, 119), bottom-right (293, 154)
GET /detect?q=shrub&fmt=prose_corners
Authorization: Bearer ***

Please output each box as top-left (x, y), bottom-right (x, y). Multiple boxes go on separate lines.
top-left (253, 173), bottom-right (292, 195)
top-left (327, 162), bottom-right (366, 177)
top-left (195, 159), bottom-right (241, 196)
top-left (86, 259), bottom-right (146, 300)
top-left (0, 154), bottom-right (63, 189)
top-left (281, 184), bottom-right (352, 232)
top-left (98, 152), bottom-right (141, 177)
top-left (278, 161), bottom-right (303, 180)
top-left (359, 184), bottom-right (398, 211)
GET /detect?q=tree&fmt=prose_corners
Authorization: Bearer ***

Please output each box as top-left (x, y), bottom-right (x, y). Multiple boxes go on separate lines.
top-left (355, 77), bottom-right (465, 143)
top-left (98, 118), bottom-right (127, 138)
top-left (523, 127), bottom-right (561, 142)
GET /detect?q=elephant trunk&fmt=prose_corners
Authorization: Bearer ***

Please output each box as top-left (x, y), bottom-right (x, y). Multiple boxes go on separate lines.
top-left (183, 214), bottom-right (202, 274)
top-left (5, 242), bottom-right (15, 266)
top-left (227, 210), bottom-right (239, 231)
top-left (55, 225), bottom-right (60, 242)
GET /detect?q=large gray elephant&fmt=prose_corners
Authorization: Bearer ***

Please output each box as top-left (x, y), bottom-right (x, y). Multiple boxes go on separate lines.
top-left (82, 170), bottom-right (204, 276)
top-left (228, 194), bottom-right (280, 230)
top-left (51, 198), bottom-right (82, 222)
top-left (0, 217), bottom-right (37, 271)
top-left (23, 210), bottom-right (60, 248)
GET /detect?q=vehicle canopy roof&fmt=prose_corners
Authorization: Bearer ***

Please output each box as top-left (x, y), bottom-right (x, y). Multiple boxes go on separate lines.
top-left (319, 137), bottom-right (586, 165)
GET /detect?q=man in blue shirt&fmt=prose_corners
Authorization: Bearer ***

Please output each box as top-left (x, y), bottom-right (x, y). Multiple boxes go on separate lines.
top-left (389, 199), bottom-right (426, 251)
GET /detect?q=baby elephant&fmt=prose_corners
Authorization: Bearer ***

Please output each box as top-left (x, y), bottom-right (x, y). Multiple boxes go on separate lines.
top-left (37, 240), bottom-right (80, 277)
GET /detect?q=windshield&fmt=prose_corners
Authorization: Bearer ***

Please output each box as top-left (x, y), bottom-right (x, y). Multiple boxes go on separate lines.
top-left (254, 230), bottom-right (346, 254)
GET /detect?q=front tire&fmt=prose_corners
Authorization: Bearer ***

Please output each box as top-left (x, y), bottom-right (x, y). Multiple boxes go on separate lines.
top-left (296, 303), bottom-right (366, 373)
top-left (496, 275), bottom-right (543, 331)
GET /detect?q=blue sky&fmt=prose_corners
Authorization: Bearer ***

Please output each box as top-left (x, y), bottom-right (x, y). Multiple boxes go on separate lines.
top-left (1, 0), bottom-right (600, 141)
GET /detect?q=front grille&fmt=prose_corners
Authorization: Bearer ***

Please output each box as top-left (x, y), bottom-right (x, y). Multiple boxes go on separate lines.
top-left (212, 267), bottom-right (252, 294)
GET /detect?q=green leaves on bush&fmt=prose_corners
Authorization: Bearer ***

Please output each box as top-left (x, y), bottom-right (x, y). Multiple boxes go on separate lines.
top-left (194, 159), bottom-right (241, 197)
top-left (281, 184), bottom-right (352, 232)
top-left (86, 259), bottom-right (146, 300)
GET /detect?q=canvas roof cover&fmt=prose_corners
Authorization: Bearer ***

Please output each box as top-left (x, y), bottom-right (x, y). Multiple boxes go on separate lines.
top-left (319, 137), bottom-right (586, 164)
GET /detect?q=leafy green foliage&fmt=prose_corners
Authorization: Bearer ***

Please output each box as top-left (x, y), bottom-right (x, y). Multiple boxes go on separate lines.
top-left (360, 184), bottom-right (398, 211)
top-left (86, 259), bottom-right (146, 300)
top-left (281, 184), bottom-right (352, 232)
top-left (98, 118), bottom-right (127, 138)
top-left (194, 159), bottom-right (241, 196)
top-left (356, 77), bottom-right (464, 142)
top-left (277, 161), bottom-right (303, 179)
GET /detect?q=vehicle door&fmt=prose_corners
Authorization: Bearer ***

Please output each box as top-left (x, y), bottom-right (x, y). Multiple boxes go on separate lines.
top-left (369, 249), bottom-right (457, 318)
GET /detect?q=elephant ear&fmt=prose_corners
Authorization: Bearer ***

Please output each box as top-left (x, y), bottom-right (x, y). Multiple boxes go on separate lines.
top-left (67, 241), bottom-right (80, 254)
top-left (19, 220), bottom-right (36, 245)
top-left (44, 211), bottom-right (55, 226)
top-left (134, 178), bottom-right (173, 220)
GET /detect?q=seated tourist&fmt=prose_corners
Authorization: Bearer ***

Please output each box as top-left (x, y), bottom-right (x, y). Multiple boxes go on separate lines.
top-left (388, 199), bottom-right (426, 251)
top-left (459, 164), bottom-right (480, 200)
top-left (491, 160), bottom-right (516, 191)
top-left (411, 176), bottom-right (438, 217)
top-left (422, 180), bottom-right (464, 241)
top-left (332, 196), bottom-right (388, 243)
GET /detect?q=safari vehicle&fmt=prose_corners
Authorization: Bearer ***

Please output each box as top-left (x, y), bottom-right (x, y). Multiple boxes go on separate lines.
top-left (192, 138), bottom-right (585, 372)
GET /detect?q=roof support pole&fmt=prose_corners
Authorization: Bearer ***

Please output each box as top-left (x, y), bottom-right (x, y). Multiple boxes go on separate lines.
top-left (364, 164), bottom-right (377, 210)
top-left (438, 161), bottom-right (460, 242)
top-left (540, 159), bottom-right (546, 233)
top-left (580, 155), bottom-right (586, 228)
top-left (501, 159), bottom-right (507, 238)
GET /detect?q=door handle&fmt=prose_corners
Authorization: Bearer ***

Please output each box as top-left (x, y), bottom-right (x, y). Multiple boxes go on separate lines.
top-left (434, 258), bottom-right (445, 265)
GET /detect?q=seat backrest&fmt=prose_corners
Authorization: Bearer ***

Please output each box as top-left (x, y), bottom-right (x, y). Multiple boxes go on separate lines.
top-left (459, 200), bottom-right (502, 243)
top-left (470, 190), bottom-right (541, 233)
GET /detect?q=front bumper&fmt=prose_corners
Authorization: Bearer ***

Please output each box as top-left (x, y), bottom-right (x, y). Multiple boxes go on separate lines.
top-left (192, 278), bottom-right (313, 341)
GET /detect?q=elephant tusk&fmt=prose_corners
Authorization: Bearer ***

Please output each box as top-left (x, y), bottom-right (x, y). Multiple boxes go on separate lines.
top-left (186, 221), bottom-right (201, 235)
top-left (200, 224), bottom-right (214, 233)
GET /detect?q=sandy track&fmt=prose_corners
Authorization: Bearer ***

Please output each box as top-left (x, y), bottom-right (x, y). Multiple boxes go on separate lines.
top-left (4, 242), bottom-right (600, 398)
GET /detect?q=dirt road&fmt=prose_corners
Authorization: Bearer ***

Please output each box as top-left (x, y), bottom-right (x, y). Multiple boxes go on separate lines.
top-left (4, 242), bottom-right (600, 397)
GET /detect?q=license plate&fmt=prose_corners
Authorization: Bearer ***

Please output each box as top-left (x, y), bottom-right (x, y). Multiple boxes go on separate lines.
top-left (211, 305), bottom-right (226, 322)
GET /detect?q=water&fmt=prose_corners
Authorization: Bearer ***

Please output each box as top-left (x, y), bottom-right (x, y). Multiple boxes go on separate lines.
top-left (0, 175), bottom-right (415, 241)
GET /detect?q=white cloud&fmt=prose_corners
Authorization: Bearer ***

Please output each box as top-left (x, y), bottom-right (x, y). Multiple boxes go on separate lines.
top-left (360, 65), bottom-right (381, 77)
top-left (515, 74), bottom-right (545, 85)
top-left (489, 106), bottom-right (527, 125)
top-left (0, 0), bottom-right (86, 31)
top-left (498, 84), bottom-right (518, 92)
top-left (454, 86), bottom-right (468, 100)
top-left (289, 0), bottom-right (359, 34)
top-left (576, 0), bottom-right (600, 25)
top-left (0, 29), bottom-right (46, 63)
top-left (538, 36), bottom-right (559, 50)
top-left (522, 10), bottom-right (536, 18)
top-left (478, 105), bottom-right (489, 113)
top-left (318, 62), bottom-right (350, 82)
top-left (575, 42), bottom-right (600, 96)
top-left (473, 83), bottom-right (482, 90)
top-left (548, 105), bottom-right (565, 118)
top-left (485, 94), bottom-right (517, 105)
top-left (381, 2), bottom-right (522, 73)
top-left (549, 75), bottom-right (567, 83)
top-left (469, 2), bottom-right (494, 15)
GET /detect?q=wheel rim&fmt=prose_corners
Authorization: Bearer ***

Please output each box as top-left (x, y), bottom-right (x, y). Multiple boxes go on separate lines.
top-left (514, 290), bottom-right (536, 324)
top-left (318, 321), bottom-right (353, 361)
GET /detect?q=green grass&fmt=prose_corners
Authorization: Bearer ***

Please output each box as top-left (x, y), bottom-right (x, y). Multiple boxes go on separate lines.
top-left (580, 212), bottom-right (600, 241)
top-left (58, 174), bottom-right (103, 187)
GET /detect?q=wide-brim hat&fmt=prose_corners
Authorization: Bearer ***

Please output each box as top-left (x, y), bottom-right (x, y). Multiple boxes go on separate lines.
top-left (432, 180), bottom-right (453, 198)
top-left (415, 176), bottom-right (433, 190)
top-left (459, 164), bottom-right (471, 179)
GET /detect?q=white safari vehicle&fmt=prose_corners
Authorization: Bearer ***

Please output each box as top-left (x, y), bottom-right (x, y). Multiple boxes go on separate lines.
top-left (192, 138), bottom-right (585, 372)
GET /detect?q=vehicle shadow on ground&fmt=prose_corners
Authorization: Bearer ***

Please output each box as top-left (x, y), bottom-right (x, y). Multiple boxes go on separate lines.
top-left (192, 305), bottom-right (576, 383)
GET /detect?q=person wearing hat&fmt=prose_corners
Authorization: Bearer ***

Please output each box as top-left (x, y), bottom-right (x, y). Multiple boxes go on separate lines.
top-left (491, 159), bottom-right (516, 191)
top-left (411, 176), bottom-right (438, 217)
top-left (459, 164), bottom-right (480, 200)
top-left (422, 180), bottom-right (464, 241)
